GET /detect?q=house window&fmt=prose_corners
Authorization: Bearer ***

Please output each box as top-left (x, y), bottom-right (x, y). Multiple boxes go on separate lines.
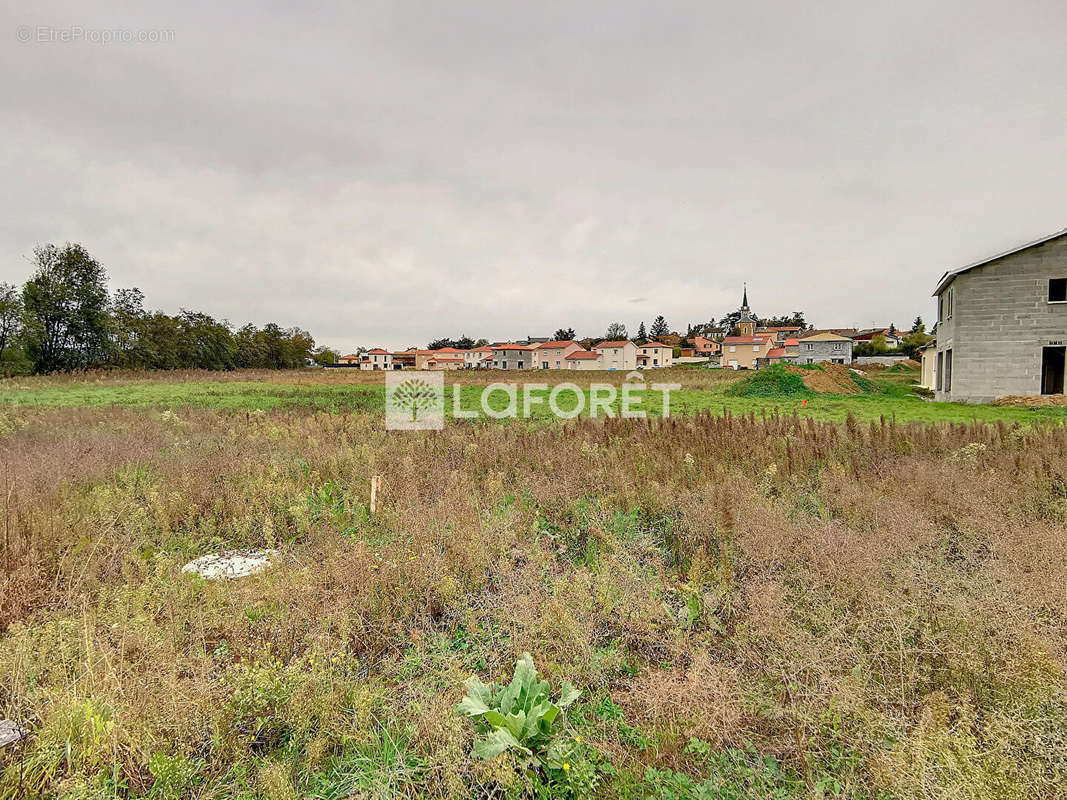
top-left (730, 345), bottom-right (736, 353)
top-left (936, 351), bottom-right (943, 390)
top-left (833, 342), bottom-right (842, 350)
top-left (1050, 278), bottom-right (1067, 302)
top-left (939, 288), bottom-right (955, 321)
top-left (805, 343), bottom-right (814, 351)
top-left (944, 349), bottom-right (953, 392)
top-left (806, 358), bottom-right (813, 364)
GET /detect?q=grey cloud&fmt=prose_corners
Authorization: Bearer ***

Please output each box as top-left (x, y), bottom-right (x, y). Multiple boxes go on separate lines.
top-left (2, 0), bottom-right (1066, 351)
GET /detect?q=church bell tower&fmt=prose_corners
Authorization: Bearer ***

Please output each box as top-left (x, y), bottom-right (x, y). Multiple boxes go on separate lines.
top-left (738, 284), bottom-right (757, 337)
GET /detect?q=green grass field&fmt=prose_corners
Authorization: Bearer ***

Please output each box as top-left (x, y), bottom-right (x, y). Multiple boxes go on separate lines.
top-left (1, 365), bottom-right (1065, 426)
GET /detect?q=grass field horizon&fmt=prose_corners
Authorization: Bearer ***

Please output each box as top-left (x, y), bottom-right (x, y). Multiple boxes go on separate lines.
top-left (1, 365), bottom-right (1066, 798)
top-left (2, 364), bottom-right (1066, 427)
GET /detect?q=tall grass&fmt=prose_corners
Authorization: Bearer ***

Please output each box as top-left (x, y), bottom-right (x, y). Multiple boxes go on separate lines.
top-left (0, 403), bottom-right (1065, 797)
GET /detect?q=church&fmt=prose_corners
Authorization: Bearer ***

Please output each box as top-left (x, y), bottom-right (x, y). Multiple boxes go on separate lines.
top-left (721, 286), bottom-right (777, 369)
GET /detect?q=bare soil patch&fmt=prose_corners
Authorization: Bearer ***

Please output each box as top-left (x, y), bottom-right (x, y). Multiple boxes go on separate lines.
top-left (993, 394), bottom-right (1067, 407)
top-left (786, 362), bottom-right (865, 394)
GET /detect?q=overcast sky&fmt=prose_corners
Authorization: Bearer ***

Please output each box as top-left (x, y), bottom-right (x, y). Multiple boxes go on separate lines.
top-left (2, 1), bottom-right (1066, 351)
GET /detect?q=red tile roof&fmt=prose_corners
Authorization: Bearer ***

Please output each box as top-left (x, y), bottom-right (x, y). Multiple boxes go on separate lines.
top-left (566, 351), bottom-right (602, 360)
top-left (784, 338), bottom-right (799, 346)
top-left (535, 340), bottom-right (578, 349)
top-left (722, 336), bottom-right (772, 345)
top-left (639, 341), bottom-right (670, 349)
top-left (593, 340), bottom-right (631, 349)
top-left (366, 348), bottom-right (389, 354)
top-left (766, 348), bottom-right (787, 358)
top-left (491, 343), bottom-right (533, 351)
top-left (852, 329), bottom-right (894, 341)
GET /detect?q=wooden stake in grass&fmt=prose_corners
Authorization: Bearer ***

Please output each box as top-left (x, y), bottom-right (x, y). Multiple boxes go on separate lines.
top-left (370, 475), bottom-right (382, 514)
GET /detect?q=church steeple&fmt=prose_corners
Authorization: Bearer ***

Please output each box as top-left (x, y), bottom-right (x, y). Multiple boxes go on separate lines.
top-left (738, 283), bottom-right (756, 337)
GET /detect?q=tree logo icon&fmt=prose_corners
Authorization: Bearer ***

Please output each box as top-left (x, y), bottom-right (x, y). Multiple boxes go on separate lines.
top-left (385, 372), bottom-right (444, 430)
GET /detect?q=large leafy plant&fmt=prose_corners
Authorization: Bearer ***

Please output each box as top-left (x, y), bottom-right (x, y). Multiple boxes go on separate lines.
top-left (457, 653), bottom-right (580, 767)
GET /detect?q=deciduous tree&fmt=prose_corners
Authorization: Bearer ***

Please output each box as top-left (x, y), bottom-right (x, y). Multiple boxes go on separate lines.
top-left (21, 243), bottom-right (111, 373)
top-left (0, 282), bottom-right (22, 362)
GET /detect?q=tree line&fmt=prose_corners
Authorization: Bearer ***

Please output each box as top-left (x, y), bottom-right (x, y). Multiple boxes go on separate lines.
top-left (0, 243), bottom-right (324, 375)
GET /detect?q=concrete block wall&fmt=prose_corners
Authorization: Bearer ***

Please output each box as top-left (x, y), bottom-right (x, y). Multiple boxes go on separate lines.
top-left (791, 339), bottom-right (853, 364)
top-left (935, 234), bottom-right (1067, 402)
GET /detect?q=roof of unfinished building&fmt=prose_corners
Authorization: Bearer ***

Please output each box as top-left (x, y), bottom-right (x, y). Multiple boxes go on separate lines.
top-left (933, 227), bottom-right (1067, 296)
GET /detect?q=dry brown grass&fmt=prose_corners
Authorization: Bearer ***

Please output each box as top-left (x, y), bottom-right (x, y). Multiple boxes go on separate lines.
top-left (0, 403), bottom-right (1065, 797)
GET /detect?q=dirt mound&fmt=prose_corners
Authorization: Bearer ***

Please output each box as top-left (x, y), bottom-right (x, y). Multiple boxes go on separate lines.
top-left (726, 363), bottom-right (881, 397)
top-left (786, 362), bottom-right (867, 394)
top-left (992, 394), bottom-right (1067, 407)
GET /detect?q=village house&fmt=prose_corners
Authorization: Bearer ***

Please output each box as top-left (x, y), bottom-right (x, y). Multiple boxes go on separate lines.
top-left (534, 340), bottom-right (584, 369)
top-left (337, 353), bottom-right (361, 365)
top-left (792, 332), bottom-right (853, 364)
top-left (391, 350), bottom-right (416, 370)
top-left (492, 343), bottom-right (535, 370)
top-left (425, 353), bottom-right (464, 370)
top-left (636, 341), bottom-right (673, 368)
top-left (464, 346), bottom-right (495, 369)
top-left (933, 228), bottom-right (1067, 402)
top-left (918, 341), bottom-right (937, 390)
top-left (592, 340), bottom-right (638, 370)
top-left (691, 335), bottom-right (720, 356)
top-left (359, 349), bottom-right (392, 370)
top-left (565, 350), bottom-right (603, 370)
top-left (762, 346), bottom-right (790, 366)
top-left (721, 336), bottom-right (776, 369)
top-left (852, 328), bottom-right (902, 349)
top-left (757, 325), bottom-right (804, 343)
